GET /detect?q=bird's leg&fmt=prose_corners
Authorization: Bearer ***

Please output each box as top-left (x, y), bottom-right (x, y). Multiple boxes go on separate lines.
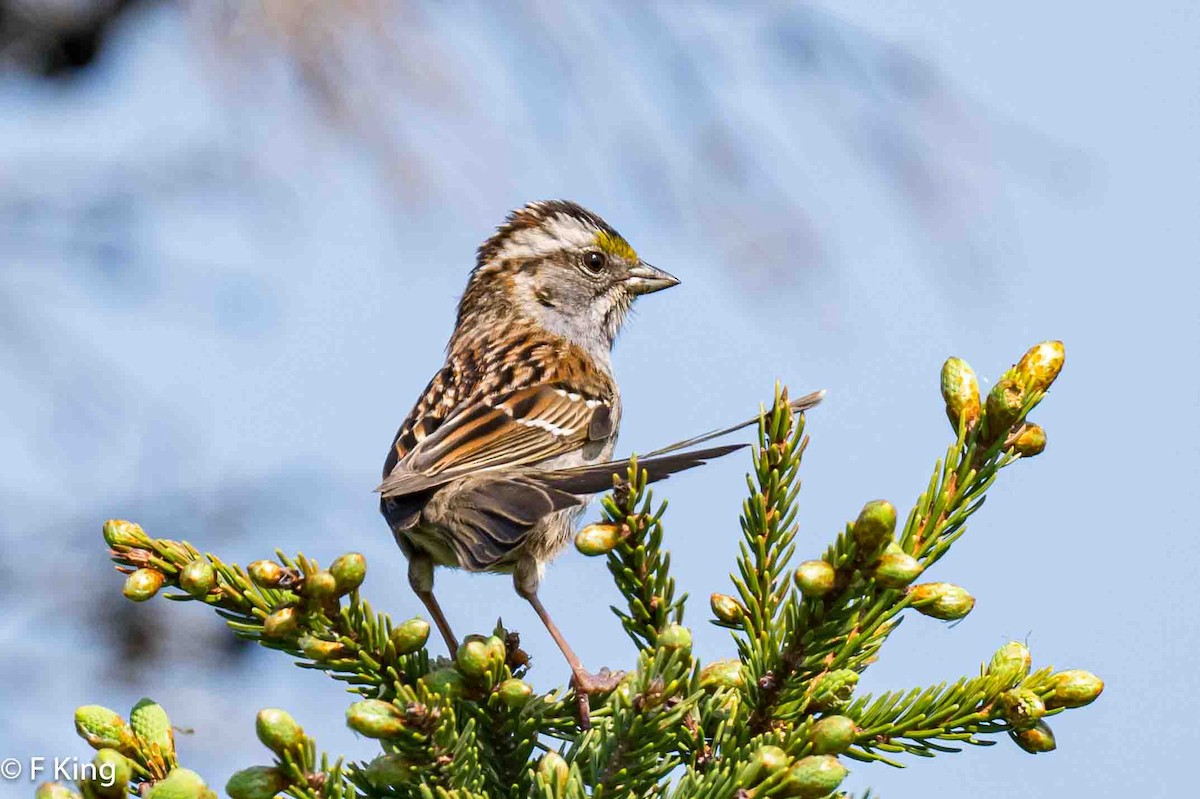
top-left (514, 560), bottom-right (621, 729)
top-left (408, 555), bottom-right (459, 653)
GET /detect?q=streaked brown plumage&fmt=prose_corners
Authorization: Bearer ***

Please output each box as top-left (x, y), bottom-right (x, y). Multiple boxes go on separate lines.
top-left (377, 201), bottom-right (819, 720)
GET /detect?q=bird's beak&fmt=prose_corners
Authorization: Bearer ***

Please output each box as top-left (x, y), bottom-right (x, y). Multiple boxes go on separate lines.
top-left (625, 261), bottom-right (680, 295)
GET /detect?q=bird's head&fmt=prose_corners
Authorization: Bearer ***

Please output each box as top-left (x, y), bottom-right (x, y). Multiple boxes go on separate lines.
top-left (455, 200), bottom-right (678, 354)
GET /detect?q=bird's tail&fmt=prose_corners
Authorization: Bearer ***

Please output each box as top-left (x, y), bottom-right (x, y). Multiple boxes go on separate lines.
top-left (539, 388), bottom-right (825, 495)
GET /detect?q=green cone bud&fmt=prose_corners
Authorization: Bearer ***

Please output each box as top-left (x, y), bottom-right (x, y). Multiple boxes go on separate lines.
top-left (941, 357), bottom-right (982, 430)
top-left (574, 522), bottom-right (623, 556)
top-left (658, 623), bottom-right (692, 654)
top-left (457, 635), bottom-right (505, 680)
top-left (777, 755), bottom-right (848, 799)
top-left (537, 752), bottom-right (570, 795)
top-left (1010, 720), bottom-right (1056, 753)
top-left (346, 699), bottom-right (404, 738)
top-left (709, 593), bottom-right (744, 624)
top-left (225, 767), bottom-right (286, 799)
top-left (36, 784), bottom-right (81, 799)
top-left (146, 769), bottom-right (211, 799)
top-left (700, 659), bottom-right (745, 690)
top-left (1001, 689), bottom-right (1045, 730)
top-left (255, 708), bottom-right (303, 754)
top-left (1016, 340), bottom-right (1065, 394)
top-left (853, 500), bottom-right (897, 555)
top-left (1046, 669), bottom-right (1104, 709)
top-left (390, 618), bottom-right (432, 655)
top-left (738, 745), bottom-right (790, 787)
top-left (123, 569), bottom-right (165, 602)
top-left (262, 607), bottom-right (299, 639)
top-left (1011, 423), bottom-right (1047, 457)
top-left (329, 552), bottom-right (366, 594)
top-left (874, 544), bottom-right (922, 588)
top-left (985, 376), bottom-right (1025, 437)
top-left (987, 641), bottom-right (1032, 687)
top-left (810, 669), bottom-right (859, 712)
top-left (809, 715), bottom-right (857, 755)
top-left (130, 698), bottom-right (175, 762)
top-left (75, 705), bottom-right (134, 752)
top-left (247, 560), bottom-right (284, 588)
top-left (178, 560), bottom-right (216, 598)
top-left (364, 754), bottom-right (412, 789)
top-left (299, 635), bottom-right (345, 661)
top-left (794, 560), bottom-right (836, 598)
top-left (420, 668), bottom-right (465, 699)
top-left (91, 749), bottom-right (133, 798)
top-left (303, 570), bottom-right (338, 601)
top-left (496, 677), bottom-right (533, 708)
top-left (103, 519), bottom-right (148, 549)
top-left (909, 582), bottom-right (975, 620)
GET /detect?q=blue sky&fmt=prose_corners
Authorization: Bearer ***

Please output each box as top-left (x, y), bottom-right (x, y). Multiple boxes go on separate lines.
top-left (1, 2), bottom-right (1196, 797)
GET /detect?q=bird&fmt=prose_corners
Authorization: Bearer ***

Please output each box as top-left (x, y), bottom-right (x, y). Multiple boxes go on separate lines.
top-left (377, 200), bottom-right (822, 706)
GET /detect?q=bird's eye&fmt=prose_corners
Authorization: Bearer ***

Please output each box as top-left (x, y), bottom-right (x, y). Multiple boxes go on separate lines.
top-left (582, 251), bottom-right (607, 273)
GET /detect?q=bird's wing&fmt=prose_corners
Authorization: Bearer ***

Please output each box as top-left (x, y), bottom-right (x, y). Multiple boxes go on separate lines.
top-left (377, 382), bottom-right (614, 498)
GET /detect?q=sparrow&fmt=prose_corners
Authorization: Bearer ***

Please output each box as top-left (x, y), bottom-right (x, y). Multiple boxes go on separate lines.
top-left (378, 200), bottom-right (821, 703)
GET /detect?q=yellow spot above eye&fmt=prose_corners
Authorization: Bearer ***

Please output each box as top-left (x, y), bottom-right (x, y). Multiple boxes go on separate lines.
top-left (593, 230), bottom-right (638, 262)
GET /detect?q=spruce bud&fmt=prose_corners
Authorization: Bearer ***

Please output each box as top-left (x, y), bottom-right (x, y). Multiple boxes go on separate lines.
top-left (658, 623), bottom-right (692, 654)
top-left (420, 668), bottom-right (465, 699)
top-left (123, 569), bottom-right (165, 602)
top-left (178, 560), bottom-right (216, 598)
top-left (794, 560), bottom-right (836, 598)
top-left (262, 607), bottom-right (299, 639)
top-left (36, 784), bottom-right (81, 799)
top-left (1010, 720), bottom-right (1056, 753)
top-left (247, 560), bottom-right (284, 588)
top-left (574, 523), bottom-right (623, 556)
top-left (985, 376), bottom-right (1025, 438)
top-left (874, 544), bottom-right (922, 588)
top-left (299, 635), bottom-right (345, 661)
top-left (346, 699), bottom-right (404, 739)
top-left (738, 745), bottom-right (790, 787)
top-left (809, 715), bottom-right (857, 755)
top-left (699, 659), bottom-right (745, 690)
top-left (145, 769), bottom-right (211, 799)
top-left (74, 706), bottom-right (134, 752)
top-left (909, 582), bottom-right (975, 620)
top-left (225, 767), bottom-right (286, 799)
top-left (853, 500), bottom-right (897, 556)
top-left (329, 553), bottom-right (366, 595)
top-left (255, 708), bottom-right (303, 754)
top-left (90, 750), bottom-right (133, 798)
top-left (364, 754), bottom-right (411, 789)
top-left (710, 593), bottom-right (744, 624)
top-left (987, 641), bottom-right (1032, 687)
top-left (1045, 669), bottom-right (1104, 709)
top-left (103, 519), bottom-right (148, 549)
top-left (390, 618), bottom-right (432, 655)
top-left (1001, 689), bottom-right (1046, 730)
top-left (537, 752), bottom-right (570, 795)
top-left (777, 755), bottom-right (848, 799)
top-left (1010, 423), bottom-right (1047, 457)
top-left (456, 635), bottom-right (505, 680)
top-left (303, 570), bottom-right (338, 601)
top-left (130, 698), bottom-right (175, 761)
top-left (1015, 340), bottom-right (1065, 394)
top-left (810, 669), bottom-right (859, 712)
top-left (941, 358), bottom-right (982, 430)
top-left (497, 678), bottom-right (533, 709)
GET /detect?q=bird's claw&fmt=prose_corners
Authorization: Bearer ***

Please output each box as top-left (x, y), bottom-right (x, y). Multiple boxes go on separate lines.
top-left (571, 667), bottom-right (624, 730)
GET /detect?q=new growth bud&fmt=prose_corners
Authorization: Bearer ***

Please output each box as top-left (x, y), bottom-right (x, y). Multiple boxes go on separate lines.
top-left (303, 570), bottom-right (338, 601)
top-left (329, 553), bottom-right (366, 595)
top-left (874, 543), bottom-right (922, 588)
top-left (262, 607), bottom-right (299, 639)
top-left (1016, 340), bottom-right (1065, 394)
top-left (795, 560), bottom-right (836, 598)
top-left (497, 678), bottom-right (533, 709)
top-left (74, 705), bottom-right (134, 753)
top-left (941, 357), bottom-right (982, 430)
top-left (390, 618), bottom-right (432, 655)
top-left (776, 755), bottom-right (848, 799)
top-left (420, 668), bottom-right (465, 699)
top-left (537, 752), bottom-right (570, 795)
top-left (710, 593), bottom-right (744, 624)
top-left (853, 500), bottom-right (897, 556)
top-left (738, 745), bottom-right (790, 787)
top-left (103, 519), bottom-right (148, 549)
top-left (145, 768), bottom-right (212, 799)
top-left (809, 715), bottom-right (857, 755)
top-left (658, 623), bottom-right (692, 654)
top-left (346, 699), bottom-right (405, 739)
top-left (123, 569), bottom-right (164, 602)
top-left (130, 698), bottom-right (175, 763)
top-left (985, 376), bottom-right (1025, 438)
top-left (574, 522), bottom-right (623, 556)
top-left (255, 708), bottom-right (303, 754)
top-left (810, 669), bottom-right (859, 712)
top-left (225, 767), bottom-right (286, 799)
top-left (178, 559), bottom-right (216, 598)
top-left (247, 560), bottom-right (285, 588)
top-left (700, 659), bottom-right (745, 690)
top-left (37, 784), bottom-right (81, 799)
top-left (1010, 720), bottom-right (1056, 754)
top-left (909, 582), bottom-right (975, 620)
top-left (1046, 669), bottom-right (1104, 709)
top-left (1010, 423), bottom-right (1047, 457)
top-left (456, 635), bottom-right (507, 680)
top-left (987, 641), bottom-right (1032, 687)
top-left (1001, 689), bottom-right (1046, 730)
top-left (90, 750), bottom-right (133, 798)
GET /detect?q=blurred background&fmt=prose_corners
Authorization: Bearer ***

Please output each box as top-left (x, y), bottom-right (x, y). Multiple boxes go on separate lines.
top-left (1, 1), bottom-right (1196, 796)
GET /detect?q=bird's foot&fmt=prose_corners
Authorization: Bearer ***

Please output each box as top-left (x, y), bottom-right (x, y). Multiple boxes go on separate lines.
top-left (570, 668), bottom-right (624, 730)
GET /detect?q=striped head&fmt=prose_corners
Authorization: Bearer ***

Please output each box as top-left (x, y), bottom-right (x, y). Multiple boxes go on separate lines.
top-left (455, 200), bottom-right (678, 358)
